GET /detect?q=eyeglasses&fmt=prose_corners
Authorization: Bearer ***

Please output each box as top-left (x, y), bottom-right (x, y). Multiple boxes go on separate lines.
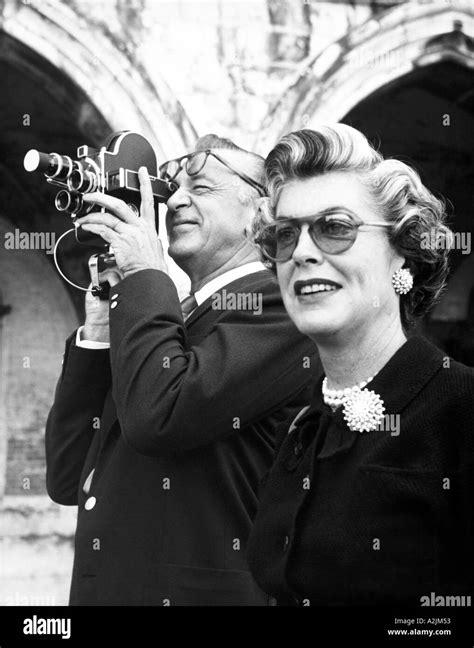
top-left (258, 212), bottom-right (392, 262)
top-left (159, 149), bottom-right (266, 197)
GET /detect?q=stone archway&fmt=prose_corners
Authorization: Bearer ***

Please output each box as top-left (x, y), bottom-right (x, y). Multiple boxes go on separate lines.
top-left (255, 0), bottom-right (474, 152)
top-left (1, 0), bottom-right (195, 159)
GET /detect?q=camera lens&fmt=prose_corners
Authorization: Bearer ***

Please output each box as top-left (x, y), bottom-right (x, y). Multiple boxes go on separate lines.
top-left (55, 190), bottom-right (72, 211)
top-left (23, 151), bottom-right (74, 180)
top-left (59, 156), bottom-right (73, 179)
top-left (69, 193), bottom-right (83, 214)
top-left (68, 165), bottom-right (98, 193)
top-left (55, 190), bottom-right (83, 214)
top-left (83, 170), bottom-right (98, 193)
top-left (68, 163), bottom-right (85, 191)
top-left (47, 154), bottom-right (74, 180)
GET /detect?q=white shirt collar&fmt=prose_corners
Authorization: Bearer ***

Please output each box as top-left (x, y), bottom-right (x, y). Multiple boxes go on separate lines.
top-left (194, 261), bottom-right (267, 306)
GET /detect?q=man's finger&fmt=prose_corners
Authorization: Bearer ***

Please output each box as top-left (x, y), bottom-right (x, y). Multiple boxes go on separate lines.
top-left (83, 193), bottom-right (136, 224)
top-left (80, 223), bottom-right (121, 245)
top-left (138, 167), bottom-right (156, 225)
top-left (76, 212), bottom-right (129, 234)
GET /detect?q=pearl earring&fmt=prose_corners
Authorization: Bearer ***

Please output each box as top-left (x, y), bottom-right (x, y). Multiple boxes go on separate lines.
top-left (392, 268), bottom-right (413, 295)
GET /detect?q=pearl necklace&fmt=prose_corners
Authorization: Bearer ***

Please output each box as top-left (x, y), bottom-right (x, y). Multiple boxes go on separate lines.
top-left (322, 373), bottom-right (385, 433)
top-left (322, 375), bottom-right (375, 408)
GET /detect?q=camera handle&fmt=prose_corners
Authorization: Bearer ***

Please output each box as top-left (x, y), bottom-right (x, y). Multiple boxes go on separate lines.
top-left (88, 252), bottom-right (120, 300)
top-left (53, 228), bottom-right (120, 300)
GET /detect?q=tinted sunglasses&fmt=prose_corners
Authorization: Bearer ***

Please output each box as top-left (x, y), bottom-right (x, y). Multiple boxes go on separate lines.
top-left (258, 211), bottom-right (392, 262)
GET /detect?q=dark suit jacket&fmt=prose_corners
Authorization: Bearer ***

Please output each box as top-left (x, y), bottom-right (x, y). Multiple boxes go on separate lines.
top-left (45, 268), bottom-right (320, 605)
top-left (247, 336), bottom-right (474, 605)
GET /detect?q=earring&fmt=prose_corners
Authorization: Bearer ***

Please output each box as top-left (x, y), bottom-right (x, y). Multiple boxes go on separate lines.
top-left (392, 268), bottom-right (413, 295)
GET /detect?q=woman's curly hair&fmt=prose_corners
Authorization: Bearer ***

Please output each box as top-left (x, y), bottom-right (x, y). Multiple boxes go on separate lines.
top-left (250, 125), bottom-right (453, 330)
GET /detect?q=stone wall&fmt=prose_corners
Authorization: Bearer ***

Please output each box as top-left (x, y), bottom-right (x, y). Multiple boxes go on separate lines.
top-left (0, 496), bottom-right (76, 606)
top-left (0, 216), bottom-right (78, 497)
top-left (0, 214), bottom-right (78, 604)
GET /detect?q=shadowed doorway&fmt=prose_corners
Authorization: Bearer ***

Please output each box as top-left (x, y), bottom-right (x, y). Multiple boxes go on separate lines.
top-left (0, 32), bottom-right (111, 495)
top-left (342, 60), bottom-right (474, 366)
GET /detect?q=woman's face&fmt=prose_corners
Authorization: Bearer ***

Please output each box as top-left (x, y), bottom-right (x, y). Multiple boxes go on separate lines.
top-left (275, 171), bottom-right (405, 342)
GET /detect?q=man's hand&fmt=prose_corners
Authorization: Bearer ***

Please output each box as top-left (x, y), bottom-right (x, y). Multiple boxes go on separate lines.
top-left (76, 167), bottom-right (168, 279)
top-left (82, 281), bottom-right (112, 343)
top-left (82, 263), bottom-right (124, 342)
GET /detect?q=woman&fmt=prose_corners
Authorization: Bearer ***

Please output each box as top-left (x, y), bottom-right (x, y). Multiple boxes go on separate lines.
top-left (246, 125), bottom-right (474, 606)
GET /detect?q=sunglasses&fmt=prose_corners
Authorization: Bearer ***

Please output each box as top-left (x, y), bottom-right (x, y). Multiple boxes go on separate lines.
top-left (258, 211), bottom-right (392, 262)
top-left (159, 149), bottom-right (266, 197)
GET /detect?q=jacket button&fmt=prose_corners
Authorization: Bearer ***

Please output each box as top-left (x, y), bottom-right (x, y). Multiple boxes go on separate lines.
top-left (110, 301), bottom-right (118, 309)
top-left (283, 535), bottom-right (290, 551)
top-left (110, 294), bottom-right (119, 300)
top-left (294, 442), bottom-right (302, 456)
top-left (85, 496), bottom-right (96, 510)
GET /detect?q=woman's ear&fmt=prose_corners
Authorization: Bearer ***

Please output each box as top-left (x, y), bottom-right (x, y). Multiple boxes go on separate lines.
top-left (391, 247), bottom-right (407, 274)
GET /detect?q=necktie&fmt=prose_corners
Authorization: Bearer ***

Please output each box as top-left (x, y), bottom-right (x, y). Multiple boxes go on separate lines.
top-left (180, 294), bottom-right (198, 320)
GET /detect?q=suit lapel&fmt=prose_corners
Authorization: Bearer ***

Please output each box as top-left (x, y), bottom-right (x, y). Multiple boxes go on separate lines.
top-left (185, 270), bottom-right (270, 328)
top-left (184, 296), bottom-right (215, 328)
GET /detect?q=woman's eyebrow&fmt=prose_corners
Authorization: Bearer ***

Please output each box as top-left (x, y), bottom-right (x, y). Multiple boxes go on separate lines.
top-left (276, 206), bottom-right (357, 220)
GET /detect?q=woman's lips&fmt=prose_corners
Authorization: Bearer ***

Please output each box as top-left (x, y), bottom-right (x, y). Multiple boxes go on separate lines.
top-left (293, 278), bottom-right (342, 296)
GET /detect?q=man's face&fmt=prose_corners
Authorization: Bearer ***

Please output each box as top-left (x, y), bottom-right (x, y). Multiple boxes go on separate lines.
top-left (165, 152), bottom-right (253, 275)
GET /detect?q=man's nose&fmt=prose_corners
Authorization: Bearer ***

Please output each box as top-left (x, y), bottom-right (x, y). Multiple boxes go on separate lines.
top-left (292, 224), bottom-right (324, 266)
top-left (166, 185), bottom-right (191, 213)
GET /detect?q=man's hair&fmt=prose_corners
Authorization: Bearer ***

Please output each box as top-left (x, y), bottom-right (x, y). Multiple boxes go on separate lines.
top-left (194, 133), bottom-right (245, 153)
top-left (193, 134), bottom-right (265, 196)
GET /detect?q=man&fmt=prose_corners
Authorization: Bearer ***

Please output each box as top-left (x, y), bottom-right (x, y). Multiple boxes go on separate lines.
top-left (45, 134), bottom-right (320, 605)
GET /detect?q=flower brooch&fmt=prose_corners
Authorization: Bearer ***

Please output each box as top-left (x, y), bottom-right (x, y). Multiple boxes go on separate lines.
top-left (322, 377), bottom-right (386, 433)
